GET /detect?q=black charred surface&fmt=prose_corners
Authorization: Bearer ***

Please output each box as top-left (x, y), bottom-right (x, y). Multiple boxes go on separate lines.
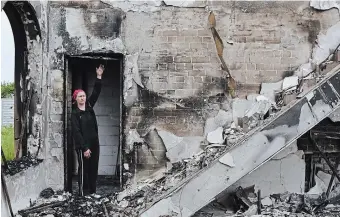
top-left (2, 155), bottom-right (43, 176)
top-left (40, 188), bottom-right (55, 199)
top-left (84, 8), bottom-right (124, 38)
top-left (57, 8), bottom-right (83, 57)
top-left (10, 1), bottom-right (41, 40)
top-left (298, 19), bottom-right (321, 44)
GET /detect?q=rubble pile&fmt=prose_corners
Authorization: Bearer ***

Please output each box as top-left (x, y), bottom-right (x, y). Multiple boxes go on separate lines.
top-left (194, 187), bottom-right (340, 217)
top-left (2, 155), bottom-right (43, 175)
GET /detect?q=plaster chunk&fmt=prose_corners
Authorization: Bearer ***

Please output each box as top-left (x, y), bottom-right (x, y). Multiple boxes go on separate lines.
top-left (282, 76), bottom-right (299, 91)
top-left (204, 110), bottom-right (232, 136)
top-left (163, 0), bottom-right (207, 7)
top-left (219, 153), bottom-right (235, 167)
top-left (126, 129), bottom-right (144, 154)
top-left (310, 0), bottom-right (340, 11)
top-left (207, 127), bottom-right (224, 144)
top-left (232, 98), bottom-right (253, 127)
top-left (260, 81), bottom-right (283, 102)
top-left (158, 131), bottom-right (203, 163)
top-left (261, 197), bottom-right (273, 206)
top-left (312, 21), bottom-right (340, 65)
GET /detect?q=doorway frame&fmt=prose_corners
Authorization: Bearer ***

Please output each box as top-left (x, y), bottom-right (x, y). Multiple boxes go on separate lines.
top-left (63, 53), bottom-right (124, 192)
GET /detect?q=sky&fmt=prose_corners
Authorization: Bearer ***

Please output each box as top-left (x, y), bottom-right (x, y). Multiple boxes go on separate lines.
top-left (1, 11), bottom-right (15, 83)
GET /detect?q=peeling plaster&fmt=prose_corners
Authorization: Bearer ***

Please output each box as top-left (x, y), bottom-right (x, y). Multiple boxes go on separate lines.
top-left (310, 0), bottom-right (340, 12)
top-left (123, 53), bottom-right (143, 107)
top-left (163, 0), bottom-right (207, 8)
top-left (158, 130), bottom-right (203, 163)
top-left (312, 22), bottom-right (340, 65)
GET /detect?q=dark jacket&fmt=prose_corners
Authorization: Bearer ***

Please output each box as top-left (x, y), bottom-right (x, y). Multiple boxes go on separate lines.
top-left (71, 78), bottom-right (102, 151)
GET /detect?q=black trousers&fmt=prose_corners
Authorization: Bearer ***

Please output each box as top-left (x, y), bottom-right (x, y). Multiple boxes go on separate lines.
top-left (77, 145), bottom-right (99, 196)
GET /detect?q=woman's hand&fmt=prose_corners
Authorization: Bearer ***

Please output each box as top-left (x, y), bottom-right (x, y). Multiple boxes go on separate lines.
top-left (84, 149), bottom-right (91, 158)
top-left (96, 64), bottom-right (105, 79)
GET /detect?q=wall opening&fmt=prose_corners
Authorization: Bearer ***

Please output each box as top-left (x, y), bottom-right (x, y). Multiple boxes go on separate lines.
top-left (64, 53), bottom-right (124, 194)
top-left (2, 1), bottom-right (41, 161)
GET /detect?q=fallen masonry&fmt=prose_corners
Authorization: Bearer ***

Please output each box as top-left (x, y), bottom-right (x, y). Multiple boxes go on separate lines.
top-left (17, 184), bottom-right (340, 217)
top-left (15, 64), bottom-right (340, 217)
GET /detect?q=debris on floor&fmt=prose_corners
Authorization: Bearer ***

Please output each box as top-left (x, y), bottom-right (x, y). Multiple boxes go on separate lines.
top-left (194, 186), bottom-right (340, 217)
top-left (2, 155), bottom-right (43, 176)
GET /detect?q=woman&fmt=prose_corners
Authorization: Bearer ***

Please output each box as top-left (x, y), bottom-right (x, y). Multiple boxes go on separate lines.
top-left (71, 64), bottom-right (104, 196)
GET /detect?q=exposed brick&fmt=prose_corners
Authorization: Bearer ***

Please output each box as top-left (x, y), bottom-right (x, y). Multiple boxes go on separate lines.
top-left (256, 63), bottom-right (273, 70)
top-left (202, 36), bottom-right (212, 43)
top-left (174, 56), bottom-right (191, 63)
top-left (171, 82), bottom-right (186, 89)
top-left (193, 63), bottom-right (204, 70)
top-left (247, 63), bottom-right (256, 70)
top-left (282, 50), bottom-right (292, 57)
top-left (176, 63), bottom-right (185, 70)
top-left (234, 30), bottom-right (252, 36)
top-left (175, 76), bottom-right (185, 83)
top-left (197, 29), bottom-right (210, 36)
top-left (168, 36), bottom-right (177, 42)
top-left (185, 63), bottom-right (193, 70)
top-left (177, 36), bottom-right (185, 42)
top-left (246, 37), bottom-right (255, 43)
top-left (175, 89), bottom-right (193, 97)
top-left (229, 62), bottom-right (246, 70)
top-left (159, 36), bottom-right (168, 42)
top-left (171, 42), bottom-right (190, 49)
top-left (167, 90), bottom-right (175, 95)
top-left (273, 63), bottom-right (290, 71)
top-left (168, 63), bottom-right (176, 70)
top-left (234, 36), bottom-right (247, 43)
top-left (130, 116), bottom-right (141, 123)
top-left (166, 117), bottom-right (176, 124)
top-left (191, 56), bottom-right (210, 63)
top-left (159, 56), bottom-right (174, 63)
top-left (162, 29), bottom-right (178, 36)
top-left (185, 36), bottom-right (201, 43)
top-left (152, 82), bottom-right (167, 90)
top-left (153, 109), bottom-right (172, 116)
top-left (190, 43), bottom-right (207, 49)
top-left (194, 76), bottom-right (204, 83)
top-left (189, 70), bottom-right (205, 76)
top-left (157, 63), bottom-right (167, 70)
top-left (261, 50), bottom-right (274, 57)
top-left (281, 57), bottom-right (296, 65)
top-left (273, 50), bottom-right (282, 57)
top-left (180, 29), bottom-right (198, 36)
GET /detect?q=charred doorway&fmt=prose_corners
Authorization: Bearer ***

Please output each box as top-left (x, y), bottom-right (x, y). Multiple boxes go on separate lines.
top-left (64, 54), bottom-right (123, 194)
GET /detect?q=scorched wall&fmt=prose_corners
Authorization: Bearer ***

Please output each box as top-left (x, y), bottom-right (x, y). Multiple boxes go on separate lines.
top-left (2, 1), bottom-right (340, 215)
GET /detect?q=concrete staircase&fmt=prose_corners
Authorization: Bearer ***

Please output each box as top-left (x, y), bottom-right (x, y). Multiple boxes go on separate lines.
top-left (140, 64), bottom-right (340, 217)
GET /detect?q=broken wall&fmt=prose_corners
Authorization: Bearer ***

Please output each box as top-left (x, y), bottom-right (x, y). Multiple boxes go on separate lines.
top-left (2, 1), bottom-right (340, 215)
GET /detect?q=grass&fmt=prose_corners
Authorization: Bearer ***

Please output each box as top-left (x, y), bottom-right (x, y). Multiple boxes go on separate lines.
top-left (1, 125), bottom-right (15, 161)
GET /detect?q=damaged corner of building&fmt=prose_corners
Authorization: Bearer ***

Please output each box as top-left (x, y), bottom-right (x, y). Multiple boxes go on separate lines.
top-left (1, 0), bottom-right (340, 217)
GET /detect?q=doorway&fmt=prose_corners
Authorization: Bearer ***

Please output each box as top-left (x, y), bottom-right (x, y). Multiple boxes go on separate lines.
top-left (64, 54), bottom-right (123, 194)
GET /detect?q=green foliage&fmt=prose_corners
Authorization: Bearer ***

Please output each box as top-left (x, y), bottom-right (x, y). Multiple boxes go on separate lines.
top-left (1, 82), bottom-right (15, 98)
top-left (1, 126), bottom-right (15, 161)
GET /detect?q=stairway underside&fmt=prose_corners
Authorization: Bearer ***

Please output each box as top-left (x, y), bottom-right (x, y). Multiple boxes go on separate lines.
top-left (140, 64), bottom-right (340, 217)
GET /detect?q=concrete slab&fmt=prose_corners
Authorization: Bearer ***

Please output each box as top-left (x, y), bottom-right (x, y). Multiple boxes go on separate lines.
top-left (1, 162), bottom-right (48, 216)
top-left (158, 130), bottom-right (203, 163)
top-left (207, 127), bottom-right (224, 144)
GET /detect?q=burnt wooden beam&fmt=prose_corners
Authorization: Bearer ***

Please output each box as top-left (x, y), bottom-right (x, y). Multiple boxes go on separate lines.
top-left (18, 201), bottom-right (65, 216)
top-left (310, 132), bottom-right (340, 182)
top-left (311, 129), bottom-right (340, 140)
top-left (326, 157), bottom-right (340, 198)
